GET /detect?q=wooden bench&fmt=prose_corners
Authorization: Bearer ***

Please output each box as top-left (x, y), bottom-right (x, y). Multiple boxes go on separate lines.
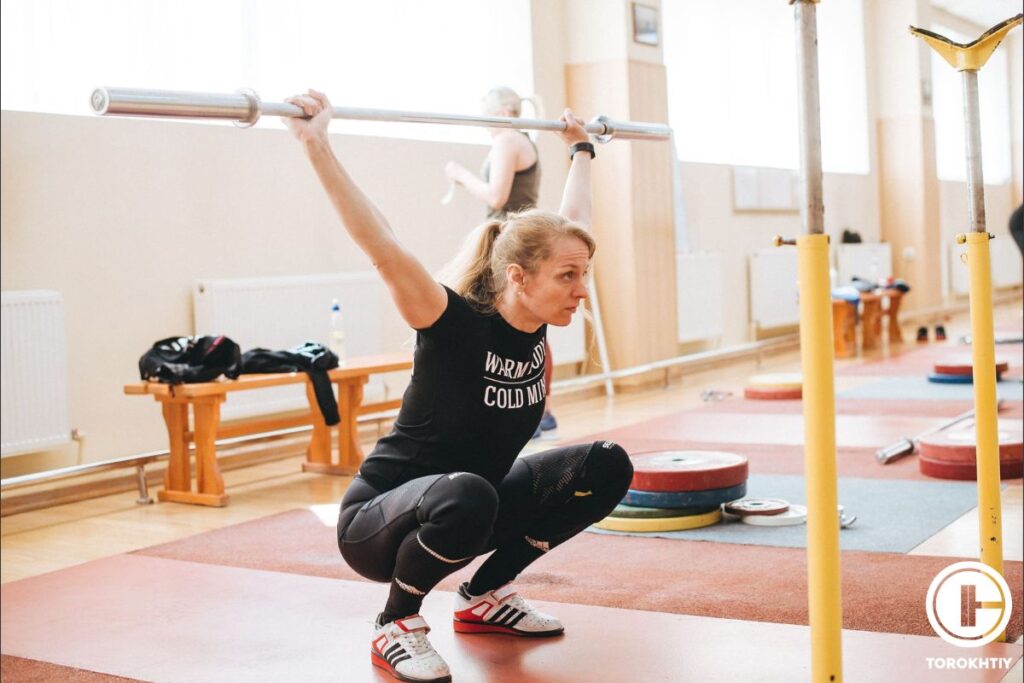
top-left (125, 353), bottom-right (412, 507)
top-left (832, 289), bottom-right (905, 357)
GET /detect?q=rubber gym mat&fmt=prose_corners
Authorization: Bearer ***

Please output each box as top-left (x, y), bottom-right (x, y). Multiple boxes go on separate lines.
top-left (130, 508), bottom-right (1023, 643)
top-left (587, 473), bottom-right (988, 553)
top-left (589, 411), bottom-right (944, 449)
top-left (836, 376), bottom-right (1024, 402)
top-left (835, 342), bottom-right (1023, 377)
top-left (692, 398), bottom-right (1024, 421)
top-left (3, 554), bottom-right (1019, 682)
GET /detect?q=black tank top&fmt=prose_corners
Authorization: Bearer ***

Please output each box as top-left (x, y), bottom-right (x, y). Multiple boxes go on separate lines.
top-left (359, 287), bottom-right (547, 490)
top-left (482, 133), bottom-right (540, 220)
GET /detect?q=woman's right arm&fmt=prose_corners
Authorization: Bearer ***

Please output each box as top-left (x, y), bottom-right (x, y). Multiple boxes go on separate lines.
top-left (444, 132), bottom-right (520, 211)
top-left (287, 91), bottom-right (447, 329)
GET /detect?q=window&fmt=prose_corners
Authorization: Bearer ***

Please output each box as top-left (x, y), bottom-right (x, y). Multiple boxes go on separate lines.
top-left (1, 0), bottom-right (534, 144)
top-left (930, 24), bottom-right (1011, 184)
top-left (662, 0), bottom-right (870, 174)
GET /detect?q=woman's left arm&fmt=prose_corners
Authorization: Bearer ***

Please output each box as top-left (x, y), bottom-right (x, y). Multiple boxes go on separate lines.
top-left (556, 109), bottom-right (592, 226)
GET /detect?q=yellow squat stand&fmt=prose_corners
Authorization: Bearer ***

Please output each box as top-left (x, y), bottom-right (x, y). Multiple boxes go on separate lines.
top-left (790, 0), bottom-right (843, 679)
top-left (911, 14), bottom-right (1021, 641)
top-left (798, 234), bottom-right (843, 681)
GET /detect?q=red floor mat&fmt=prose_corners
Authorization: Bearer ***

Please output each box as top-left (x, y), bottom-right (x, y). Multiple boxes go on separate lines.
top-left (6, 554), bottom-right (1018, 683)
top-left (579, 411), bottom-right (945, 450)
top-left (836, 343), bottom-right (1024, 377)
top-left (133, 508), bottom-right (1023, 640)
top-left (0, 655), bottom-right (139, 683)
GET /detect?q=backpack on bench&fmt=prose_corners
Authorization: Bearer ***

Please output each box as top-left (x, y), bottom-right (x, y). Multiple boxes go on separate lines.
top-left (241, 341), bottom-right (340, 426)
top-left (139, 335), bottom-right (243, 385)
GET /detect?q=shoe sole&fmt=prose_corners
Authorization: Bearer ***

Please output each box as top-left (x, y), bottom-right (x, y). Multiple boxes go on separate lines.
top-left (371, 650), bottom-right (452, 683)
top-left (453, 619), bottom-right (565, 637)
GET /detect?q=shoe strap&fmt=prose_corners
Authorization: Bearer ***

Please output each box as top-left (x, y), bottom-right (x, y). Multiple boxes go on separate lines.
top-left (492, 584), bottom-right (518, 602)
top-left (394, 615), bottom-right (429, 633)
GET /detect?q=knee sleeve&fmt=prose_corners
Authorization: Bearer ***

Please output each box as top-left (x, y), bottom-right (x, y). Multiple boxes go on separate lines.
top-left (583, 441), bottom-right (633, 496)
top-left (418, 472), bottom-right (499, 557)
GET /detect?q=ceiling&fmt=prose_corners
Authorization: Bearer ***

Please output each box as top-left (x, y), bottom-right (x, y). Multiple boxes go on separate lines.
top-left (930, 0), bottom-right (1023, 30)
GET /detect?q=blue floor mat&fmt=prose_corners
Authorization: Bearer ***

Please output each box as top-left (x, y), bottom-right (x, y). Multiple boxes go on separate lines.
top-left (837, 376), bottom-right (1024, 402)
top-left (588, 473), bottom-right (987, 553)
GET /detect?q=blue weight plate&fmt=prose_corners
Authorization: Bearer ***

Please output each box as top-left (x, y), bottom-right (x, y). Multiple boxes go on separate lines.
top-left (927, 372), bottom-right (974, 384)
top-left (622, 481), bottom-right (747, 509)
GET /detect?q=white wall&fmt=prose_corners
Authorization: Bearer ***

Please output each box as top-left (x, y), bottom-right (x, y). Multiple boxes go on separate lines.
top-left (3, 0), bottom-right (1021, 475)
top-left (0, 110), bottom-right (490, 474)
top-left (679, 163), bottom-right (880, 343)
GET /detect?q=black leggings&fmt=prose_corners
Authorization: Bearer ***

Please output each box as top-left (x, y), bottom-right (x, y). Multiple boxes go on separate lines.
top-left (337, 441), bottom-right (632, 621)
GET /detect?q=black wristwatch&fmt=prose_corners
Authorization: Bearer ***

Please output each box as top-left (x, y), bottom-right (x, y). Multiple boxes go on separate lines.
top-left (568, 142), bottom-right (596, 160)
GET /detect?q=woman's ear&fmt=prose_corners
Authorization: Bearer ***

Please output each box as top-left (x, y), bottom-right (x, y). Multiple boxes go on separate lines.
top-left (507, 263), bottom-right (526, 290)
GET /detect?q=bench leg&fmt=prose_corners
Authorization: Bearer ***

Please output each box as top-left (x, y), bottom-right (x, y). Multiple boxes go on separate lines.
top-left (885, 292), bottom-right (904, 344)
top-left (159, 396), bottom-right (229, 507)
top-left (302, 377), bottom-right (365, 477)
top-left (160, 400), bottom-right (190, 494)
top-left (861, 301), bottom-right (882, 350)
top-left (338, 380), bottom-right (366, 470)
top-left (831, 301), bottom-right (855, 358)
top-left (303, 381), bottom-right (334, 470)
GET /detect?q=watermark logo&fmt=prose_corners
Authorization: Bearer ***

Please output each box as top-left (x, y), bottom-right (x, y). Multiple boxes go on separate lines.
top-left (925, 561), bottom-right (1012, 648)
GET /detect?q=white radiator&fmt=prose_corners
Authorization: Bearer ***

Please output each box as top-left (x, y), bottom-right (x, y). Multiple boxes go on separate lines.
top-left (1, 291), bottom-right (72, 456)
top-left (676, 252), bottom-right (724, 343)
top-left (835, 243), bottom-right (892, 286)
top-left (194, 273), bottom-right (392, 420)
top-left (749, 248), bottom-right (800, 329)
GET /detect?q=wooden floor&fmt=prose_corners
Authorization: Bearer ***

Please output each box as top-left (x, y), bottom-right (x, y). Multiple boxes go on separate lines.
top-left (2, 304), bottom-right (1022, 679)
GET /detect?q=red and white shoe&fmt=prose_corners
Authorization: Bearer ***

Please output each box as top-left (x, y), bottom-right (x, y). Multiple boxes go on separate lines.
top-left (453, 582), bottom-right (564, 637)
top-left (371, 615), bottom-right (452, 683)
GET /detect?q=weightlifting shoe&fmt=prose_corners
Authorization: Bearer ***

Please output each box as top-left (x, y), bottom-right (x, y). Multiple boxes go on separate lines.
top-left (540, 410), bottom-right (558, 432)
top-left (453, 582), bottom-right (564, 637)
top-left (371, 614), bottom-right (452, 683)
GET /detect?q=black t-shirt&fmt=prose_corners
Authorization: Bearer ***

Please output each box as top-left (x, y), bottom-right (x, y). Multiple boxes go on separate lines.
top-left (359, 286), bottom-right (547, 490)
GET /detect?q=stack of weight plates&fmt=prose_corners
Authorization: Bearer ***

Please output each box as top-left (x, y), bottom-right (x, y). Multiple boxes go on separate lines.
top-left (744, 373), bottom-right (802, 400)
top-left (918, 419), bottom-right (1024, 480)
top-left (927, 356), bottom-right (1009, 384)
top-left (596, 451), bottom-right (747, 532)
top-left (723, 498), bottom-right (808, 526)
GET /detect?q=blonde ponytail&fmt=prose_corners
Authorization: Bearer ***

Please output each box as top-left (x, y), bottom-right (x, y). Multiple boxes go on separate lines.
top-left (437, 210), bottom-right (596, 314)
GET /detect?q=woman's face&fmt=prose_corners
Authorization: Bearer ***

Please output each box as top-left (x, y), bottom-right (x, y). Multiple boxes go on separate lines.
top-left (517, 236), bottom-right (591, 327)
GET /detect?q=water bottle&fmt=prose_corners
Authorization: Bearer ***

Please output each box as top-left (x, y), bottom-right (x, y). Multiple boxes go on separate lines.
top-left (330, 298), bottom-right (346, 363)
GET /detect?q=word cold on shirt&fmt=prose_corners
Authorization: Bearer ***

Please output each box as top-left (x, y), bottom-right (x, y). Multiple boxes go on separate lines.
top-left (483, 341), bottom-right (547, 410)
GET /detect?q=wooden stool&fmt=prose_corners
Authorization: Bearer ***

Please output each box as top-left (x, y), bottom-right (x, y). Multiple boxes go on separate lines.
top-left (882, 290), bottom-right (904, 344)
top-left (860, 292), bottom-right (883, 350)
top-left (832, 299), bottom-right (857, 358)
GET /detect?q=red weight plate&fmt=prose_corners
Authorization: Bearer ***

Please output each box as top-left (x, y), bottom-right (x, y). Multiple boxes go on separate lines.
top-left (918, 454), bottom-right (1023, 481)
top-left (629, 450), bottom-right (748, 492)
top-left (933, 356), bottom-right (1010, 376)
top-left (918, 420), bottom-right (1024, 463)
top-left (744, 386), bottom-right (802, 400)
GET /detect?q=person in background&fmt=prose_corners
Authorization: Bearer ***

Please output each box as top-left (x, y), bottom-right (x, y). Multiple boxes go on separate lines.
top-left (1009, 204), bottom-right (1023, 258)
top-left (445, 86), bottom-right (558, 438)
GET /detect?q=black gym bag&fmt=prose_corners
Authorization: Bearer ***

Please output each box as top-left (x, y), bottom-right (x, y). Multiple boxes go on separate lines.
top-left (241, 341), bottom-right (341, 426)
top-left (139, 335), bottom-right (243, 385)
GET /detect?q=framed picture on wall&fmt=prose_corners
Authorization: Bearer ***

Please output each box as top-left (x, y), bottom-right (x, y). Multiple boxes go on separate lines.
top-left (632, 3), bottom-right (659, 46)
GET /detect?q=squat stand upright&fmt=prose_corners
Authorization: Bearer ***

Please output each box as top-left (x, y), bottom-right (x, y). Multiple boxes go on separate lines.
top-left (910, 14), bottom-right (1022, 643)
